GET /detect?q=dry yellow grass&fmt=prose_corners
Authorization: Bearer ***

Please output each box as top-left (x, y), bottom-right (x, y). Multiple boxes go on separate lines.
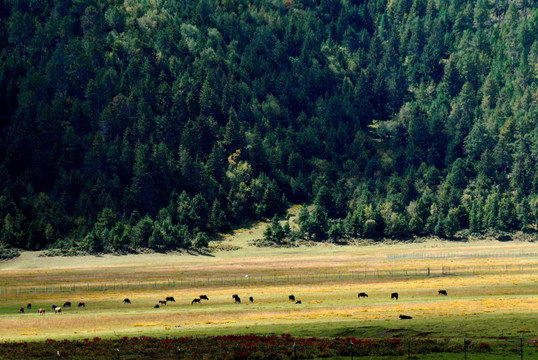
top-left (0, 238), bottom-right (536, 341)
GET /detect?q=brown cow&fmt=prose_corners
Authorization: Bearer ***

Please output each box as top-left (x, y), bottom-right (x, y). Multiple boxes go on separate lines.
top-left (18, 307), bottom-right (24, 313)
top-left (191, 298), bottom-right (201, 304)
top-left (78, 302), bottom-right (86, 307)
top-left (63, 301), bottom-right (71, 307)
top-left (158, 300), bottom-right (167, 305)
top-left (38, 308), bottom-right (45, 315)
top-left (438, 289), bottom-right (448, 296)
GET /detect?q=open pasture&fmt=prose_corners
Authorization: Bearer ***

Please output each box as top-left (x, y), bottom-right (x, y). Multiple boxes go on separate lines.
top-left (0, 239), bottom-right (536, 343)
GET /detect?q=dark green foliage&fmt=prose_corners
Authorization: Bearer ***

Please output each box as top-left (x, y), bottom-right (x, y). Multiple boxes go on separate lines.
top-left (0, 0), bottom-right (536, 252)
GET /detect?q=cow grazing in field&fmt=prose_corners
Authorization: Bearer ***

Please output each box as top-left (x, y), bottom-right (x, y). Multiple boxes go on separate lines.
top-left (289, 295), bottom-right (295, 302)
top-left (27, 303), bottom-right (32, 309)
top-left (123, 298), bottom-right (131, 304)
top-left (295, 300), bottom-right (301, 304)
top-left (232, 294), bottom-right (239, 299)
top-left (78, 302), bottom-right (85, 307)
top-left (38, 308), bottom-right (45, 315)
top-left (438, 289), bottom-right (448, 296)
top-left (399, 314), bottom-right (412, 320)
top-left (54, 307), bottom-right (62, 314)
top-left (358, 292), bottom-right (368, 298)
top-left (64, 301), bottom-right (71, 307)
top-left (52, 304), bottom-right (57, 310)
top-left (19, 307), bottom-right (24, 313)
top-left (235, 296), bottom-right (241, 304)
top-left (391, 292), bottom-right (398, 300)
top-left (158, 300), bottom-right (167, 305)
top-left (199, 295), bottom-right (209, 300)
top-left (192, 298), bottom-right (201, 304)
top-left (154, 304), bottom-right (160, 308)
top-left (166, 296), bottom-right (175, 302)
top-left (249, 296), bottom-right (254, 303)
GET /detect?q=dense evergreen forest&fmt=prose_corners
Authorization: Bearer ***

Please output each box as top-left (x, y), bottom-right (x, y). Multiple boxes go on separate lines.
top-left (0, 0), bottom-right (537, 253)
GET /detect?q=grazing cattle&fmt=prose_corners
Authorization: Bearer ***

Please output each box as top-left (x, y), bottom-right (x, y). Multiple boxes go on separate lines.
top-left (154, 304), bottom-right (160, 308)
top-left (249, 296), bottom-right (254, 303)
top-left (158, 300), bottom-right (167, 305)
top-left (438, 289), bottom-right (448, 296)
top-left (123, 298), bottom-right (131, 304)
top-left (52, 304), bottom-right (57, 310)
top-left (166, 296), bottom-right (175, 302)
top-left (391, 292), bottom-right (398, 300)
top-left (358, 292), bottom-right (368, 298)
top-left (399, 314), bottom-right (412, 320)
top-left (232, 294), bottom-right (239, 299)
top-left (64, 301), bottom-right (71, 307)
top-left (192, 298), bottom-right (201, 304)
top-left (27, 303), bottom-right (32, 309)
top-left (54, 307), bottom-right (62, 314)
top-left (78, 302), bottom-right (85, 308)
top-left (38, 308), bottom-right (45, 315)
top-left (289, 295), bottom-right (295, 302)
top-left (295, 300), bottom-right (301, 304)
top-left (19, 307), bottom-right (24, 313)
top-left (235, 296), bottom-right (241, 304)
top-left (199, 295), bottom-right (209, 300)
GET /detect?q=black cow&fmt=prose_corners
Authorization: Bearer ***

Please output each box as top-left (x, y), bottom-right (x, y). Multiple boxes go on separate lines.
top-left (78, 302), bottom-right (85, 308)
top-left (27, 303), bottom-right (32, 309)
top-left (159, 300), bottom-right (167, 305)
top-left (399, 314), bottom-right (412, 319)
top-left (295, 300), bottom-right (301, 304)
top-left (391, 292), bottom-right (398, 300)
top-left (235, 296), bottom-right (241, 304)
top-left (166, 296), bottom-right (175, 302)
top-left (199, 295), bottom-right (209, 300)
top-left (192, 298), bottom-right (201, 304)
top-left (19, 307), bottom-right (24, 313)
top-left (64, 301), bottom-right (71, 307)
top-left (232, 294), bottom-right (239, 299)
top-left (438, 289), bottom-right (448, 296)
top-left (249, 296), bottom-right (254, 303)
top-left (154, 304), bottom-right (160, 308)
top-left (358, 292), bottom-right (368, 298)
top-left (123, 298), bottom-right (131, 304)
top-left (288, 295), bottom-right (295, 302)
top-left (52, 304), bottom-right (57, 310)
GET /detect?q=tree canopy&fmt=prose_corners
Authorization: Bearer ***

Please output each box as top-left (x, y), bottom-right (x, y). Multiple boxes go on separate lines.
top-left (0, 0), bottom-right (536, 252)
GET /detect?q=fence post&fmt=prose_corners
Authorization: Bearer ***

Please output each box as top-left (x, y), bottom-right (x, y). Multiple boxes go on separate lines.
top-left (116, 348), bottom-right (120, 360)
top-left (293, 342), bottom-right (297, 359)
top-left (177, 346), bottom-right (181, 360)
top-left (350, 340), bottom-right (353, 360)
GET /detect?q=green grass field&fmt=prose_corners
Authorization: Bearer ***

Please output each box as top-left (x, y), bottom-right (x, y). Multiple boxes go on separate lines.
top-left (0, 231), bottom-right (536, 358)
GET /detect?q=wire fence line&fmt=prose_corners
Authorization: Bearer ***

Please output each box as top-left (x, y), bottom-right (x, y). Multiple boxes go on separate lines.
top-left (386, 250), bottom-right (538, 260)
top-left (0, 263), bottom-right (535, 298)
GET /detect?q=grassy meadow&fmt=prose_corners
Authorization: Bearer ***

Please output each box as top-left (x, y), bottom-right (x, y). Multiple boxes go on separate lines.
top-left (0, 230), bottom-right (536, 358)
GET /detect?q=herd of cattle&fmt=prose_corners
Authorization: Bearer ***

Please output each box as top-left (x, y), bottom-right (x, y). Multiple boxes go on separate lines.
top-left (18, 290), bottom-right (448, 316)
top-left (18, 301), bottom-right (86, 315)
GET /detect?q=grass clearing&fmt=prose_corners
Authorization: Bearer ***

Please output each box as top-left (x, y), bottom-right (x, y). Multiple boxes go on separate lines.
top-left (0, 236), bottom-right (536, 358)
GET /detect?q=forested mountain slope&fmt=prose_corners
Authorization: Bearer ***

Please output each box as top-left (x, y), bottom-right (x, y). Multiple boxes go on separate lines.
top-left (0, 0), bottom-right (537, 252)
